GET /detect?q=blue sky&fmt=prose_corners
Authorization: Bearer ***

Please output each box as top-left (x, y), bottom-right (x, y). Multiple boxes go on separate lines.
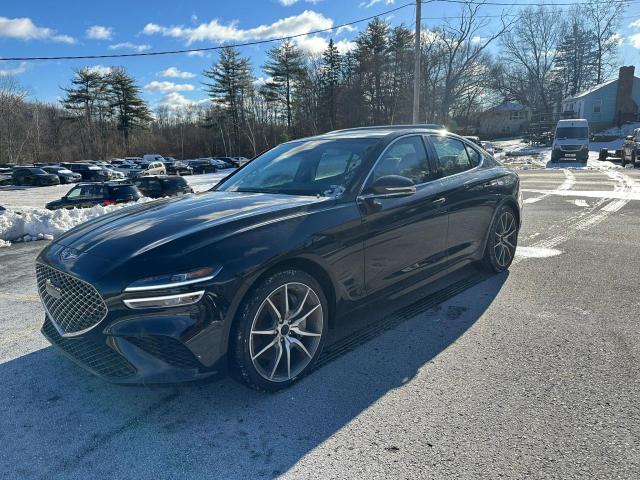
top-left (1, 0), bottom-right (640, 110)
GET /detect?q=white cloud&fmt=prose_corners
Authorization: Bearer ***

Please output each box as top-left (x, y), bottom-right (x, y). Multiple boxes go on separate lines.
top-left (158, 92), bottom-right (209, 109)
top-left (294, 35), bottom-right (356, 55)
top-left (0, 61), bottom-right (27, 77)
top-left (86, 65), bottom-right (113, 75)
top-left (145, 80), bottom-right (195, 92)
top-left (142, 10), bottom-right (332, 45)
top-left (360, 0), bottom-right (394, 8)
top-left (629, 19), bottom-right (640, 29)
top-left (186, 50), bottom-right (205, 57)
top-left (629, 33), bottom-right (640, 48)
top-left (86, 25), bottom-right (113, 40)
top-left (336, 25), bottom-right (357, 35)
top-left (335, 39), bottom-right (357, 53)
top-left (279, 0), bottom-right (324, 5)
top-left (108, 42), bottom-right (151, 53)
top-left (0, 16), bottom-right (75, 43)
top-left (159, 67), bottom-right (196, 79)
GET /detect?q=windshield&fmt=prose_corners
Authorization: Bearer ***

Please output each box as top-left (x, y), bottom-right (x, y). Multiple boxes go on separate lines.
top-left (217, 138), bottom-right (377, 196)
top-left (556, 126), bottom-right (588, 140)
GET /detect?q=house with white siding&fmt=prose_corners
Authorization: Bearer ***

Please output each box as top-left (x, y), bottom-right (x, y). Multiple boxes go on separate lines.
top-left (561, 66), bottom-right (640, 131)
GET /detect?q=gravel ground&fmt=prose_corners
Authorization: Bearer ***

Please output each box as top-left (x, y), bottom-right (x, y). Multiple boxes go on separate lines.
top-left (0, 163), bottom-right (639, 479)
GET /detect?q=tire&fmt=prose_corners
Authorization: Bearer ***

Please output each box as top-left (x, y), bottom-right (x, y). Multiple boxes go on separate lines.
top-left (632, 151), bottom-right (637, 166)
top-left (599, 148), bottom-right (608, 161)
top-left (230, 269), bottom-right (329, 391)
top-left (481, 205), bottom-right (518, 273)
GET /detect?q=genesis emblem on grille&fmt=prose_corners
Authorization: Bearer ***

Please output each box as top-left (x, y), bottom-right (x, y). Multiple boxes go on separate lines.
top-left (60, 248), bottom-right (80, 262)
top-left (45, 279), bottom-right (63, 300)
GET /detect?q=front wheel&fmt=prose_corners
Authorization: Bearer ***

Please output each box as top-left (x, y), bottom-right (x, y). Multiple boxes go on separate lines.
top-left (482, 206), bottom-right (518, 273)
top-left (231, 270), bottom-right (328, 391)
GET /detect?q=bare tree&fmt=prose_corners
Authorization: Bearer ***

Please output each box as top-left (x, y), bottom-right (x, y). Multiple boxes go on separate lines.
top-left (585, 0), bottom-right (625, 84)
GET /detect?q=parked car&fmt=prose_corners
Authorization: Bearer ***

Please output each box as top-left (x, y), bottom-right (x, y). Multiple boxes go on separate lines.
top-left (60, 162), bottom-right (110, 182)
top-left (142, 154), bottom-right (166, 163)
top-left (112, 162), bottom-right (142, 177)
top-left (12, 167), bottom-right (60, 186)
top-left (0, 174), bottom-right (12, 186)
top-left (621, 128), bottom-right (640, 167)
top-left (45, 182), bottom-right (142, 210)
top-left (551, 119), bottom-right (589, 163)
top-left (464, 136), bottom-right (482, 147)
top-left (186, 159), bottom-right (217, 174)
top-left (133, 175), bottom-right (194, 198)
top-left (212, 157), bottom-right (237, 169)
top-left (36, 125), bottom-right (521, 390)
top-left (128, 161), bottom-right (166, 178)
top-left (480, 141), bottom-right (495, 155)
top-left (42, 166), bottom-right (82, 184)
top-left (162, 159), bottom-right (193, 176)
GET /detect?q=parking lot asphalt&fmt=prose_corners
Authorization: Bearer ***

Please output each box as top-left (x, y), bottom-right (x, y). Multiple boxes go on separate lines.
top-left (1, 163), bottom-right (639, 479)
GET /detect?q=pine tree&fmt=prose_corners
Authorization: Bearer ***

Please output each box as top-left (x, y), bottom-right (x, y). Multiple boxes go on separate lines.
top-left (105, 67), bottom-right (151, 150)
top-left (263, 40), bottom-right (306, 130)
top-left (554, 17), bottom-right (597, 97)
top-left (319, 39), bottom-right (342, 130)
top-left (387, 26), bottom-right (414, 123)
top-left (355, 17), bottom-right (390, 124)
top-left (203, 46), bottom-right (254, 155)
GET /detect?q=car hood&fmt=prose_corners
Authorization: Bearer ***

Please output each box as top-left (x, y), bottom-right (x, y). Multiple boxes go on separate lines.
top-left (53, 191), bottom-right (331, 260)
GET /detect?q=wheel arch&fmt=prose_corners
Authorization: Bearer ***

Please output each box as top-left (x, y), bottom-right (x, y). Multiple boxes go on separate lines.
top-left (223, 255), bottom-right (338, 355)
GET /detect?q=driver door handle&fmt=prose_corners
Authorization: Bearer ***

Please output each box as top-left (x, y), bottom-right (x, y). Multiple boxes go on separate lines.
top-left (432, 197), bottom-right (446, 205)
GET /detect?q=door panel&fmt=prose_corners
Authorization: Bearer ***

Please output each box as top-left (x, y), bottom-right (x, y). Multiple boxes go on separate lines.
top-left (359, 184), bottom-right (448, 293)
top-left (359, 135), bottom-right (448, 294)
top-left (426, 135), bottom-right (497, 260)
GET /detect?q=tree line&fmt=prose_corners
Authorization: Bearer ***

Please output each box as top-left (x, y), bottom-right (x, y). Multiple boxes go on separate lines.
top-left (0, 0), bottom-right (626, 165)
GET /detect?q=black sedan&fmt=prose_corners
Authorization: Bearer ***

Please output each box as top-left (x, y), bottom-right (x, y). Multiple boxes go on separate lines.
top-left (45, 182), bottom-right (142, 210)
top-left (186, 159), bottom-right (217, 174)
top-left (133, 175), bottom-right (194, 198)
top-left (162, 159), bottom-right (193, 176)
top-left (60, 162), bottom-right (110, 182)
top-left (42, 166), bottom-right (82, 184)
top-left (36, 126), bottom-right (521, 390)
top-left (12, 167), bottom-right (60, 186)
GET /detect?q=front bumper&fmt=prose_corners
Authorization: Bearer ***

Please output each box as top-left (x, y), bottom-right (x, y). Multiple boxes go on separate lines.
top-left (36, 247), bottom-right (229, 384)
top-left (41, 316), bottom-right (225, 384)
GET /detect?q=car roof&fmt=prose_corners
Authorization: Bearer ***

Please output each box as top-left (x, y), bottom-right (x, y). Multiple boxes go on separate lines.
top-left (295, 124), bottom-right (449, 142)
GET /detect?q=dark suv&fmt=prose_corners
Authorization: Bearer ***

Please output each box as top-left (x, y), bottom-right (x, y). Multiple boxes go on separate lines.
top-left (133, 175), bottom-right (194, 198)
top-left (60, 163), bottom-right (110, 182)
top-left (45, 182), bottom-right (142, 210)
top-left (12, 167), bottom-right (60, 186)
top-left (42, 166), bottom-right (82, 184)
top-left (163, 158), bottom-right (193, 176)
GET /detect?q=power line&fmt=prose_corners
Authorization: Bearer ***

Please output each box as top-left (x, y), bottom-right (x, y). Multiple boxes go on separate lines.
top-left (0, 2), bottom-right (418, 62)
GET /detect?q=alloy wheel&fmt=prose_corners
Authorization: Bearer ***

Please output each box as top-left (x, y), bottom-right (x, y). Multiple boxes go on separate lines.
top-left (494, 211), bottom-right (517, 268)
top-left (249, 282), bottom-right (324, 382)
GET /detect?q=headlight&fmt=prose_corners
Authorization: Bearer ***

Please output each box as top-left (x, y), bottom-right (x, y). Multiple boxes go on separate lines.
top-left (123, 291), bottom-right (204, 309)
top-left (124, 267), bottom-right (218, 292)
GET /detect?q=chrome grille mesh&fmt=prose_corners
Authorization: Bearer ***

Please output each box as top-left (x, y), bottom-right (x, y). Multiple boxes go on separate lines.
top-left (36, 263), bottom-right (107, 335)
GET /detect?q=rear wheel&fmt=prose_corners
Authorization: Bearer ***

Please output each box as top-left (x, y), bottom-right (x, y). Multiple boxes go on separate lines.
top-left (231, 269), bottom-right (328, 391)
top-left (482, 206), bottom-right (518, 273)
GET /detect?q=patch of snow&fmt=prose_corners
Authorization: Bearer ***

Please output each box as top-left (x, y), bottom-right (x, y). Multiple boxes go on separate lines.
top-left (0, 198), bottom-right (153, 244)
top-left (515, 246), bottom-right (563, 258)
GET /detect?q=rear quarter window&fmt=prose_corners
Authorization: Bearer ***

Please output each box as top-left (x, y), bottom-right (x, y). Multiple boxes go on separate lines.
top-left (109, 185), bottom-right (141, 199)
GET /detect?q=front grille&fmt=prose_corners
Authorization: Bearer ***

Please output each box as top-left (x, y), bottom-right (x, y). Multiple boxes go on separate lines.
top-left (36, 263), bottom-right (107, 335)
top-left (561, 145), bottom-right (581, 151)
top-left (42, 318), bottom-right (136, 378)
top-left (125, 335), bottom-right (202, 370)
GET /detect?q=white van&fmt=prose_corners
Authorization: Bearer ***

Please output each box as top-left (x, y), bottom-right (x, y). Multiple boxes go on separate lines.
top-left (551, 119), bottom-right (589, 163)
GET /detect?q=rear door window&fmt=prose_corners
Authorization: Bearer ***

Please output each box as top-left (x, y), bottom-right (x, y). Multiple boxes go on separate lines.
top-left (429, 136), bottom-right (474, 177)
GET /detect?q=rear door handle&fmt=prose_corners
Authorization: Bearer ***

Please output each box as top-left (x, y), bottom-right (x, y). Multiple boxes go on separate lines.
top-left (432, 197), bottom-right (446, 205)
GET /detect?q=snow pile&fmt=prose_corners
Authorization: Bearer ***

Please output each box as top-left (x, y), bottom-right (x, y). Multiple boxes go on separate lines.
top-left (0, 198), bottom-right (153, 247)
top-left (595, 123), bottom-right (640, 137)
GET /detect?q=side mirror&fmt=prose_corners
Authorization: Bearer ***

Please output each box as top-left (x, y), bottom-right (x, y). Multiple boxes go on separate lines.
top-left (364, 175), bottom-right (416, 198)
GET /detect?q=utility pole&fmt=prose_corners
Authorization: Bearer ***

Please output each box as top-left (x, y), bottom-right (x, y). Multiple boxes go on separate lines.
top-left (412, 0), bottom-right (422, 124)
